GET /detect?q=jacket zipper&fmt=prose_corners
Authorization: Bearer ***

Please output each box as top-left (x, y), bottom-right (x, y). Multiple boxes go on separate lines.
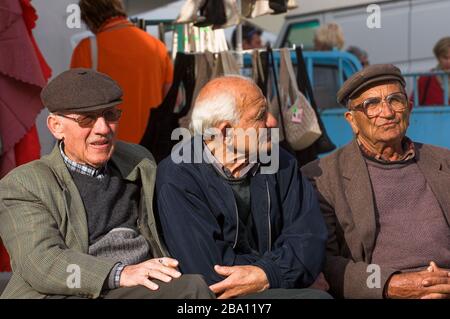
top-left (232, 198), bottom-right (239, 249)
top-left (265, 180), bottom-right (272, 252)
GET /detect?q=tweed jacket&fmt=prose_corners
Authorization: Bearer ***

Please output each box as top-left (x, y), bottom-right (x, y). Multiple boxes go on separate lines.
top-left (0, 141), bottom-right (167, 298)
top-left (302, 140), bottom-right (450, 299)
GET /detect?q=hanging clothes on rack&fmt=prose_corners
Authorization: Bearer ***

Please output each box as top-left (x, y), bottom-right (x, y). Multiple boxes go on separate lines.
top-left (247, 46), bottom-right (336, 165)
top-left (251, 49), bottom-right (268, 94)
top-left (176, 0), bottom-right (206, 24)
top-left (178, 51), bottom-right (215, 128)
top-left (140, 53), bottom-right (196, 163)
top-left (177, 0), bottom-right (240, 29)
top-left (178, 23), bottom-right (229, 54)
top-left (194, 0), bottom-right (227, 28)
top-left (243, 0), bottom-right (298, 18)
top-left (141, 44), bottom-right (333, 166)
top-left (295, 46), bottom-right (336, 158)
top-left (179, 50), bottom-right (240, 128)
top-left (0, 0), bottom-right (47, 180)
top-left (264, 46), bottom-right (294, 153)
top-left (272, 48), bottom-right (322, 150)
top-left (221, 0), bottom-right (240, 28)
top-left (215, 51), bottom-right (241, 75)
top-left (269, 0), bottom-right (288, 14)
top-left (140, 49), bottom-right (244, 162)
top-left (0, 0), bottom-right (51, 272)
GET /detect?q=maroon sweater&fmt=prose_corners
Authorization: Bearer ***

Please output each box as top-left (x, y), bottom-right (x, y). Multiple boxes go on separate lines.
top-left (366, 158), bottom-right (450, 272)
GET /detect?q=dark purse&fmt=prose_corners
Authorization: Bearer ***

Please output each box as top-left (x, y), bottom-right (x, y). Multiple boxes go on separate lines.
top-left (269, 0), bottom-right (288, 14)
top-left (295, 46), bottom-right (336, 155)
top-left (140, 53), bottom-right (196, 163)
top-left (264, 45), bottom-right (296, 155)
top-left (194, 0), bottom-right (227, 28)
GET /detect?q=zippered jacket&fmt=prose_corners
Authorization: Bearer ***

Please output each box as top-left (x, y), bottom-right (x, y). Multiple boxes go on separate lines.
top-left (156, 138), bottom-right (327, 288)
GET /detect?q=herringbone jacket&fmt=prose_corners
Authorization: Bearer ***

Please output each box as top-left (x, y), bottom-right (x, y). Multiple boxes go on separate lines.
top-left (0, 141), bottom-right (167, 298)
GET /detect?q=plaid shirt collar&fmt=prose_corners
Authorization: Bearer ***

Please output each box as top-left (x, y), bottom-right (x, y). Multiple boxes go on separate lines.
top-left (59, 141), bottom-right (107, 179)
top-left (358, 136), bottom-right (416, 164)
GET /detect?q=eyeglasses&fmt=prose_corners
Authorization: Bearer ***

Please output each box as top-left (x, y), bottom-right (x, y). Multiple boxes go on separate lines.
top-left (57, 108), bottom-right (122, 128)
top-left (349, 92), bottom-right (408, 118)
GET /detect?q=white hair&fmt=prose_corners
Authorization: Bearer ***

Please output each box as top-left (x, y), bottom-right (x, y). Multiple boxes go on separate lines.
top-left (190, 75), bottom-right (256, 135)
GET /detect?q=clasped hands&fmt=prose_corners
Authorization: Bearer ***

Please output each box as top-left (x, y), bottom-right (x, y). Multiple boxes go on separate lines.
top-left (386, 261), bottom-right (450, 299)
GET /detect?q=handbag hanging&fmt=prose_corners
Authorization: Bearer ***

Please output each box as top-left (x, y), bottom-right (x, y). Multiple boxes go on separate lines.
top-left (140, 53), bottom-right (196, 163)
top-left (295, 46), bottom-right (337, 154)
top-left (273, 48), bottom-right (322, 151)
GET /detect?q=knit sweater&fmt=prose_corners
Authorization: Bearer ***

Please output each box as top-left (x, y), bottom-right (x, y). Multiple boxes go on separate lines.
top-left (366, 158), bottom-right (450, 271)
top-left (71, 163), bottom-right (139, 245)
top-left (71, 162), bottom-right (150, 257)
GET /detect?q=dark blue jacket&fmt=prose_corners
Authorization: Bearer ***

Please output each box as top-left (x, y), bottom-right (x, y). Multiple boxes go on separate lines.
top-left (156, 139), bottom-right (327, 288)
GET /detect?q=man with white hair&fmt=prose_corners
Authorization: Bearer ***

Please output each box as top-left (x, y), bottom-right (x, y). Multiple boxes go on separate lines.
top-left (156, 76), bottom-right (330, 299)
top-left (0, 69), bottom-right (214, 299)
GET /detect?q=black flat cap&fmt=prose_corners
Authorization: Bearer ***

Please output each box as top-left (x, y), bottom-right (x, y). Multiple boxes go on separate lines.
top-left (337, 64), bottom-right (406, 106)
top-left (41, 68), bottom-right (123, 113)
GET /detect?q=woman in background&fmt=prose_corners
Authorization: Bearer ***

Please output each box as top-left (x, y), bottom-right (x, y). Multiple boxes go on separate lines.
top-left (313, 22), bottom-right (345, 51)
top-left (416, 37), bottom-right (450, 106)
top-left (71, 0), bottom-right (173, 143)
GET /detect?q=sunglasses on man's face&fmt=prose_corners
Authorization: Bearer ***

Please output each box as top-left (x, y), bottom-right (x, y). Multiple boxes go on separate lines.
top-left (57, 108), bottom-right (122, 128)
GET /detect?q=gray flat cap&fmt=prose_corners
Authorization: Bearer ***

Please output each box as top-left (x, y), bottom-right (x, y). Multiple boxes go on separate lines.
top-left (41, 68), bottom-right (123, 113)
top-left (337, 64), bottom-right (406, 106)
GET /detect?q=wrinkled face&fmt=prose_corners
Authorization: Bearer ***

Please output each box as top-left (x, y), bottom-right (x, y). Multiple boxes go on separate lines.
top-left (229, 86), bottom-right (277, 159)
top-left (48, 108), bottom-right (119, 168)
top-left (345, 82), bottom-right (411, 147)
top-left (438, 48), bottom-right (450, 70)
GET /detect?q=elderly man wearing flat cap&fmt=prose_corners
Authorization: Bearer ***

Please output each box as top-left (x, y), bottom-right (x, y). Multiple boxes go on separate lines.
top-left (0, 69), bottom-right (214, 299)
top-left (302, 64), bottom-right (450, 299)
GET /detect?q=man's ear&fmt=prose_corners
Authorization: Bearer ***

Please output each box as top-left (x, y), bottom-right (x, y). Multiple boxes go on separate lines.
top-left (344, 111), bottom-right (360, 135)
top-left (47, 114), bottom-right (65, 140)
